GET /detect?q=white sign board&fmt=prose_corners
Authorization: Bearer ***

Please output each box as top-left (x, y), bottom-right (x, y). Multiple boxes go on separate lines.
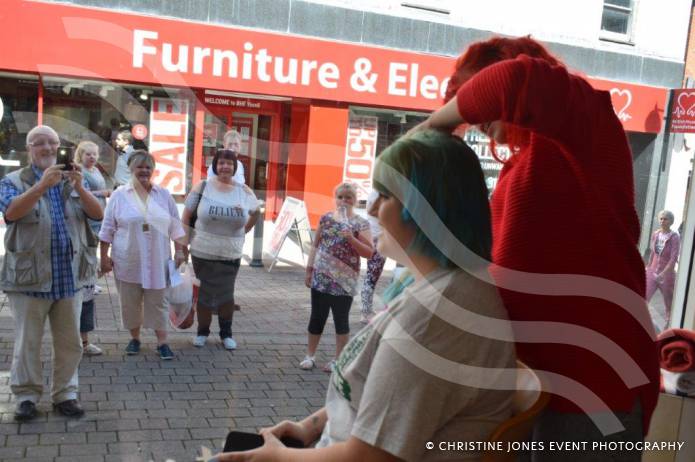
top-left (266, 197), bottom-right (311, 268)
top-left (343, 115), bottom-right (378, 201)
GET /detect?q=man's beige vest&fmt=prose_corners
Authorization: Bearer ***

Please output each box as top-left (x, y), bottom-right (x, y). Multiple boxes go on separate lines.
top-left (0, 166), bottom-right (98, 293)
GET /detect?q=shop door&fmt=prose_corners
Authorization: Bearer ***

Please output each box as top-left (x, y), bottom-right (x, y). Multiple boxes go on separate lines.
top-left (228, 113), bottom-right (257, 188)
top-left (197, 96), bottom-right (286, 217)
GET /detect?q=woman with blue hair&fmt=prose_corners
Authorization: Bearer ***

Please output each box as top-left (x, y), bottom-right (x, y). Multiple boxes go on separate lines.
top-left (215, 130), bottom-right (515, 462)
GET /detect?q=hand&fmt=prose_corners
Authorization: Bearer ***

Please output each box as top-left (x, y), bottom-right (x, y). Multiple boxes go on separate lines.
top-left (100, 256), bottom-right (113, 275)
top-left (339, 229), bottom-right (354, 241)
top-left (262, 420), bottom-right (314, 447)
top-left (38, 165), bottom-right (64, 190)
top-left (305, 270), bottom-right (313, 288)
top-left (213, 431), bottom-right (284, 462)
top-left (175, 252), bottom-right (186, 268)
top-left (64, 165), bottom-right (84, 190)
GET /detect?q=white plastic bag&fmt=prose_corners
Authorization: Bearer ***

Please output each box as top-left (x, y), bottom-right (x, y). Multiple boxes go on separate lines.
top-left (167, 263), bottom-right (198, 329)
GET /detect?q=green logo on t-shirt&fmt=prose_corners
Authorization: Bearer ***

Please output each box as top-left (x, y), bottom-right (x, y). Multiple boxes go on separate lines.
top-left (332, 328), bottom-right (370, 402)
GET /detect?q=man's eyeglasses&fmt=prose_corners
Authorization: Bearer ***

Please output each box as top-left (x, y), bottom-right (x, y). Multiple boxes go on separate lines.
top-left (29, 140), bottom-right (60, 148)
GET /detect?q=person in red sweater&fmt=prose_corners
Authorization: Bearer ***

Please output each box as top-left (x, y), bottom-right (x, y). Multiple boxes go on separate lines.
top-left (414, 36), bottom-right (660, 460)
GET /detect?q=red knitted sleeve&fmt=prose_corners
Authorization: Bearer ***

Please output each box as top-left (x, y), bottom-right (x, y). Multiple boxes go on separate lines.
top-left (456, 55), bottom-right (596, 149)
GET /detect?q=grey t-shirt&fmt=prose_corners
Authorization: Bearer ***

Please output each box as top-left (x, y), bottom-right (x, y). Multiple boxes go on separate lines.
top-left (185, 179), bottom-right (259, 260)
top-left (316, 268), bottom-right (516, 461)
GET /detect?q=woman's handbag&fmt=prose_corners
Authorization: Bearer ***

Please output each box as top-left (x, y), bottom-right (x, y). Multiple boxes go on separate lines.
top-left (189, 180), bottom-right (207, 229)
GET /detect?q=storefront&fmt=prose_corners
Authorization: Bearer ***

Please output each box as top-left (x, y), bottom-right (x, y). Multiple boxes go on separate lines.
top-left (0, 1), bottom-right (667, 207)
top-left (3, 0), bottom-right (692, 331)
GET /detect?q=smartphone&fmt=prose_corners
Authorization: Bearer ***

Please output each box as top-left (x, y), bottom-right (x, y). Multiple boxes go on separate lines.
top-left (223, 431), bottom-right (304, 452)
top-left (57, 148), bottom-right (74, 171)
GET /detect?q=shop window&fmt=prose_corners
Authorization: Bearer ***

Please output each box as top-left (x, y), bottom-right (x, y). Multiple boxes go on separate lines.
top-left (42, 78), bottom-right (196, 197)
top-left (646, 133), bottom-right (695, 331)
top-left (349, 107), bottom-right (428, 203)
top-left (600, 0), bottom-right (636, 43)
top-left (0, 74), bottom-right (39, 179)
top-left (462, 129), bottom-right (510, 196)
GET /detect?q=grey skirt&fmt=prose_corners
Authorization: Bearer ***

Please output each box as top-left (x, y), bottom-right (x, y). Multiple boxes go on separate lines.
top-left (191, 256), bottom-right (241, 312)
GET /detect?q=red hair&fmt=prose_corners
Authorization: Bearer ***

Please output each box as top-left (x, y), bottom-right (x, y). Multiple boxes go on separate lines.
top-left (445, 36), bottom-right (564, 160)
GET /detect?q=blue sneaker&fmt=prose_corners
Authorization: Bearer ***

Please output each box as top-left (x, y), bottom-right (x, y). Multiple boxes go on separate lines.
top-left (157, 344), bottom-right (174, 360)
top-left (125, 339), bottom-right (141, 355)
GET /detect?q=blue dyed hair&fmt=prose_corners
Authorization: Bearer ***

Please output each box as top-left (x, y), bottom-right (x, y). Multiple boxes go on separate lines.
top-left (372, 130), bottom-right (492, 269)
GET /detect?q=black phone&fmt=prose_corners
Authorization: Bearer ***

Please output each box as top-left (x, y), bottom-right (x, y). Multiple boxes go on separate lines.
top-left (57, 149), bottom-right (74, 171)
top-left (223, 431), bottom-right (304, 452)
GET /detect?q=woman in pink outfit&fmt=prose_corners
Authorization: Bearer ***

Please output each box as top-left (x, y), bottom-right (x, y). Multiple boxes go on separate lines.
top-left (646, 210), bottom-right (680, 325)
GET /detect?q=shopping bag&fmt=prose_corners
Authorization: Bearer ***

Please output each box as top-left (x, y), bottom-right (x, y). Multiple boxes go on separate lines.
top-left (168, 263), bottom-right (199, 329)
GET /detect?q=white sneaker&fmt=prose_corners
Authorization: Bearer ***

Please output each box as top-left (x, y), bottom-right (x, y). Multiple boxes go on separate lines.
top-left (83, 343), bottom-right (103, 356)
top-left (192, 335), bottom-right (207, 347)
top-left (223, 337), bottom-right (237, 350)
top-left (299, 356), bottom-right (316, 370)
top-left (94, 285), bottom-right (104, 294)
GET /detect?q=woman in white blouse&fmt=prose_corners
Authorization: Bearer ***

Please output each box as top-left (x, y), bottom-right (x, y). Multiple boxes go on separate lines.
top-left (99, 151), bottom-right (186, 360)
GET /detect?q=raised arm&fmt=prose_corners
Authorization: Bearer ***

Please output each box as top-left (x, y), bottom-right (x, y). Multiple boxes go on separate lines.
top-left (427, 56), bottom-right (589, 147)
top-left (343, 227), bottom-right (373, 259)
top-left (3, 166), bottom-right (63, 221)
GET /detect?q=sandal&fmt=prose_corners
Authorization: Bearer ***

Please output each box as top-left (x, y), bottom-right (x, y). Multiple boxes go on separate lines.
top-left (323, 360), bottom-right (336, 373)
top-left (299, 356), bottom-right (316, 370)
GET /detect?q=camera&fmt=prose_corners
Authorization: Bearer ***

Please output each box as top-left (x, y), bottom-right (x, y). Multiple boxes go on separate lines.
top-left (57, 147), bottom-right (74, 171)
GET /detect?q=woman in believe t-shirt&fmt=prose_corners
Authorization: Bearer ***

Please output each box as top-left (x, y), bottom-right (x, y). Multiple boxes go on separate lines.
top-left (182, 150), bottom-right (260, 350)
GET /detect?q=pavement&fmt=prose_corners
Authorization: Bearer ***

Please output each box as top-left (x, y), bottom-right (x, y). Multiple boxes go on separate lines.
top-left (0, 257), bottom-right (393, 462)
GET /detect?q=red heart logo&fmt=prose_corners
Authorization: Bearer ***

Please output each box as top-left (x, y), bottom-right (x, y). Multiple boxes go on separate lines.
top-left (676, 92), bottom-right (695, 118)
top-left (609, 89), bottom-right (632, 121)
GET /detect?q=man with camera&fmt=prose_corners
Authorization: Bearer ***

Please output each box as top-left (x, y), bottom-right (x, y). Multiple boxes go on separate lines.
top-left (0, 125), bottom-right (103, 421)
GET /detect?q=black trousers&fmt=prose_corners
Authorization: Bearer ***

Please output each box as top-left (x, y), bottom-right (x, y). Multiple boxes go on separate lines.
top-left (308, 289), bottom-right (352, 335)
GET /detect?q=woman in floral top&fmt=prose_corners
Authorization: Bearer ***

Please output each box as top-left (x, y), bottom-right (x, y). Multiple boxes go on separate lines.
top-left (301, 183), bottom-right (373, 372)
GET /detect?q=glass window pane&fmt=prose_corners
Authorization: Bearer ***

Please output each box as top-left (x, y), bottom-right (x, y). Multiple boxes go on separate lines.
top-left (641, 132), bottom-right (694, 332)
top-left (605, 0), bottom-right (632, 8)
top-left (0, 75), bottom-right (39, 179)
top-left (601, 8), bottom-right (630, 34)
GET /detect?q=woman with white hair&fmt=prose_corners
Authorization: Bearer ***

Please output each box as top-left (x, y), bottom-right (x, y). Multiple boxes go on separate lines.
top-left (646, 210), bottom-right (680, 326)
top-left (99, 150), bottom-right (186, 360)
top-left (73, 140), bottom-right (111, 356)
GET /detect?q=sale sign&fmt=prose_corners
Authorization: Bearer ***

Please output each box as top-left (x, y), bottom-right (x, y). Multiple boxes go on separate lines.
top-left (669, 89), bottom-right (695, 133)
top-left (343, 116), bottom-right (378, 201)
top-left (148, 97), bottom-right (189, 195)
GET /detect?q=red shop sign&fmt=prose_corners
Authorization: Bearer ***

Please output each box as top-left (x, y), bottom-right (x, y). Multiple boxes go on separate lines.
top-left (591, 78), bottom-right (667, 133)
top-left (669, 89), bottom-right (695, 133)
top-left (0, 0), bottom-right (668, 131)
